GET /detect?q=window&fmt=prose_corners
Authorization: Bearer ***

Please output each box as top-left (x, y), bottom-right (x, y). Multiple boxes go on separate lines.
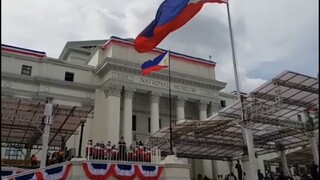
top-left (297, 114), bottom-right (302, 122)
top-left (148, 117), bottom-right (151, 133)
top-left (159, 118), bottom-right (162, 129)
top-left (65, 72), bottom-right (74, 82)
top-left (21, 65), bottom-right (32, 76)
top-left (132, 115), bottom-right (136, 131)
top-left (220, 100), bottom-right (226, 108)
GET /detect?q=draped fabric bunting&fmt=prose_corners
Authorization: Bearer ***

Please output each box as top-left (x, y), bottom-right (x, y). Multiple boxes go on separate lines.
top-left (82, 162), bottom-right (164, 180)
top-left (82, 162), bottom-right (115, 180)
top-left (8, 172), bottom-right (43, 180)
top-left (1, 170), bottom-right (17, 178)
top-left (136, 165), bottom-right (163, 180)
top-left (39, 163), bottom-right (72, 180)
top-left (114, 164), bottom-right (136, 180)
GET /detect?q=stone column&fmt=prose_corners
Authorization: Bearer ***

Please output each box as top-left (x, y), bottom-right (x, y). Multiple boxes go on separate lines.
top-left (208, 100), bottom-right (220, 179)
top-left (198, 101), bottom-right (208, 121)
top-left (104, 85), bottom-right (122, 144)
top-left (123, 89), bottom-right (134, 145)
top-left (198, 101), bottom-right (213, 178)
top-left (150, 94), bottom-right (160, 134)
top-left (242, 128), bottom-right (258, 180)
top-left (40, 100), bottom-right (53, 168)
top-left (279, 149), bottom-right (289, 176)
top-left (308, 133), bottom-right (319, 165)
top-left (176, 97), bottom-right (186, 121)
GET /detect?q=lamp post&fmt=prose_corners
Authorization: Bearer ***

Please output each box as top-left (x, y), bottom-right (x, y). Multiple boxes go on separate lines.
top-left (77, 118), bottom-right (87, 158)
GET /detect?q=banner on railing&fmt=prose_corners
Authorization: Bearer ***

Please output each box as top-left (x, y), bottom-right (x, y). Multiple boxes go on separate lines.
top-left (136, 165), bottom-right (163, 180)
top-left (1, 170), bottom-right (17, 178)
top-left (82, 162), bottom-right (114, 180)
top-left (4, 164), bottom-right (71, 180)
top-left (40, 164), bottom-right (72, 180)
top-left (82, 162), bottom-right (163, 180)
top-left (6, 172), bottom-right (43, 180)
top-left (114, 164), bottom-right (135, 180)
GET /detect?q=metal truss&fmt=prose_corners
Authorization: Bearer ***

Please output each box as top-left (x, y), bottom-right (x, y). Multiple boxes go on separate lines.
top-left (48, 106), bottom-right (76, 145)
top-left (2, 100), bottom-right (93, 118)
top-left (273, 78), bottom-right (319, 94)
top-left (244, 96), bottom-right (281, 120)
top-left (192, 122), bottom-right (233, 138)
top-left (2, 123), bottom-right (78, 135)
top-left (255, 140), bottom-right (310, 156)
top-left (1, 142), bottom-right (61, 150)
top-left (252, 117), bottom-right (306, 129)
top-left (254, 129), bottom-right (299, 145)
top-left (252, 92), bottom-right (317, 109)
top-left (218, 112), bottom-right (242, 120)
top-left (178, 135), bottom-right (245, 148)
top-left (161, 151), bottom-right (240, 161)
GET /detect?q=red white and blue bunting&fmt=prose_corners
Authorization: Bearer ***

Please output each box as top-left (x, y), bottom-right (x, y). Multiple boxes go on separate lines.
top-left (8, 172), bottom-right (43, 180)
top-left (82, 162), bottom-right (114, 180)
top-left (82, 162), bottom-right (163, 180)
top-left (40, 163), bottom-right (72, 180)
top-left (1, 170), bottom-right (17, 178)
top-left (114, 164), bottom-right (136, 180)
top-left (136, 165), bottom-right (163, 180)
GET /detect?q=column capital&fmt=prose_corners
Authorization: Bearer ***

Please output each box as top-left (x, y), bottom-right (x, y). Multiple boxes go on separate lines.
top-left (150, 94), bottom-right (160, 103)
top-left (104, 85), bottom-right (122, 98)
top-left (209, 100), bottom-right (221, 112)
top-left (124, 89), bottom-right (135, 99)
top-left (176, 98), bottom-right (185, 108)
top-left (198, 100), bottom-right (208, 111)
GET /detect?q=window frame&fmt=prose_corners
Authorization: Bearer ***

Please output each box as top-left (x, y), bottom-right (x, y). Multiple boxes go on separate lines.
top-left (21, 65), bottom-right (32, 76)
top-left (64, 71), bottom-right (74, 82)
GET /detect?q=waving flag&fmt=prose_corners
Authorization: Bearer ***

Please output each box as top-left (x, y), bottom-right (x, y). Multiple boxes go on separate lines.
top-left (134, 0), bottom-right (227, 53)
top-left (82, 163), bottom-right (115, 180)
top-left (40, 164), bottom-right (72, 180)
top-left (136, 165), bottom-right (164, 180)
top-left (141, 51), bottom-right (169, 75)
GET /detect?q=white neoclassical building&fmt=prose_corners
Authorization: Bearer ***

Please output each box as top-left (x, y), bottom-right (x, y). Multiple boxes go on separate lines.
top-left (3, 36), bottom-right (316, 179)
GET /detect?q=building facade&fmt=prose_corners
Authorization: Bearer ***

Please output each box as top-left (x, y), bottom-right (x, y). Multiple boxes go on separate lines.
top-left (3, 36), bottom-right (311, 179)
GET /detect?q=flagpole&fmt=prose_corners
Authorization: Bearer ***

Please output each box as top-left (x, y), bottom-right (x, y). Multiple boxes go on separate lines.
top-left (226, 2), bottom-right (241, 99)
top-left (226, 2), bottom-right (258, 180)
top-left (168, 50), bottom-right (174, 155)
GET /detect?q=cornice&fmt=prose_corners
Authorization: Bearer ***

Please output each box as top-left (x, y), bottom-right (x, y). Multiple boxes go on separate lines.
top-left (2, 72), bottom-right (96, 92)
top-left (104, 78), bottom-right (220, 103)
top-left (96, 58), bottom-right (226, 91)
top-left (2, 52), bottom-right (95, 71)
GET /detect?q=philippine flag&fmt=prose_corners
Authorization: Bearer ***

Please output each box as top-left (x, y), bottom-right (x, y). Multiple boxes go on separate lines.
top-left (134, 0), bottom-right (227, 53)
top-left (141, 51), bottom-right (169, 75)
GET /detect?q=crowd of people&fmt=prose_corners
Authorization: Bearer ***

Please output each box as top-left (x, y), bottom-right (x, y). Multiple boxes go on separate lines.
top-left (85, 137), bottom-right (152, 162)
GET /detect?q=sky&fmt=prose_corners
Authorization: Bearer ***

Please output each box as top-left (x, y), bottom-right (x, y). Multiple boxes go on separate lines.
top-left (2, 0), bottom-right (319, 93)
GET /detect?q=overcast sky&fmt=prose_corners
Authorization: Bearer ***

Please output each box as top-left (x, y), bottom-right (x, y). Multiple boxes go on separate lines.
top-left (2, 0), bottom-right (319, 93)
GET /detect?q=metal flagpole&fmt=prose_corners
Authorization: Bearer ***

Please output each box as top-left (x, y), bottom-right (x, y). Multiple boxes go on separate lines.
top-left (226, 2), bottom-right (241, 99)
top-left (226, 2), bottom-right (258, 180)
top-left (168, 50), bottom-right (174, 155)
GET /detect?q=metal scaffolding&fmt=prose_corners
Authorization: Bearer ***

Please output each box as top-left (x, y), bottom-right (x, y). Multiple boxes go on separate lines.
top-left (149, 70), bottom-right (319, 162)
top-left (1, 96), bottom-right (93, 150)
